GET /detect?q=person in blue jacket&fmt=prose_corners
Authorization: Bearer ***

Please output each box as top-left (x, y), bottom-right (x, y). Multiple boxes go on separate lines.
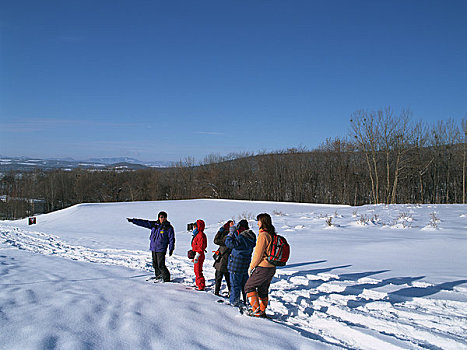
top-left (127, 211), bottom-right (175, 282)
top-left (225, 219), bottom-right (256, 306)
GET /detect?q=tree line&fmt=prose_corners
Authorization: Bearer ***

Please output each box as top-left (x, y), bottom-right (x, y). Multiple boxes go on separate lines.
top-left (1, 109), bottom-right (466, 219)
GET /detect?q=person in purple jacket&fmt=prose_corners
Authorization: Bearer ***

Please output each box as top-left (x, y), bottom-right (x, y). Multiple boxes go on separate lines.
top-left (127, 211), bottom-right (175, 282)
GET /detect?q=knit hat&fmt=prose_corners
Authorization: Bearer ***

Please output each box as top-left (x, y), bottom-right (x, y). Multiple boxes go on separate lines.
top-left (238, 219), bottom-right (249, 229)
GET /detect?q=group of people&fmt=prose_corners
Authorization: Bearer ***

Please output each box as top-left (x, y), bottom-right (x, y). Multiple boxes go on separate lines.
top-left (127, 211), bottom-right (277, 317)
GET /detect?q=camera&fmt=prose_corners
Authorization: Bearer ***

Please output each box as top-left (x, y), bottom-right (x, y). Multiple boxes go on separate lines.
top-left (187, 222), bottom-right (197, 232)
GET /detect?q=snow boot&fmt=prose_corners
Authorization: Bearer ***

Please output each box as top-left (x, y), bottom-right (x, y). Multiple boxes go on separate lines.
top-left (259, 296), bottom-right (268, 313)
top-left (247, 291), bottom-right (264, 317)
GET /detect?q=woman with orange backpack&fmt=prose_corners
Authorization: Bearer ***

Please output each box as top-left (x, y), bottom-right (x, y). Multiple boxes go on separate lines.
top-left (244, 213), bottom-right (277, 317)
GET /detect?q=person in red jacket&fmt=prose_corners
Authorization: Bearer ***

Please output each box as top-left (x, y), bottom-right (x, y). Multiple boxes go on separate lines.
top-left (191, 219), bottom-right (208, 290)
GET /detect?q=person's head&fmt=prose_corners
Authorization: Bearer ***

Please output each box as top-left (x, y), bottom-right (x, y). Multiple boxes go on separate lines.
top-left (223, 220), bottom-right (233, 230)
top-left (238, 219), bottom-right (249, 230)
top-left (235, 219), bottom-right (249, 233)
top-left (158, 211), bottom-right (168, 223)
top-left (256, 213), bottom-right (275, 235)
top-left (196, 219), bottom-right (205, 232)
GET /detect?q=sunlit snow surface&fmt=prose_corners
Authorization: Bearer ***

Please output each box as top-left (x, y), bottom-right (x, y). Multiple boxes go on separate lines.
top-left (1, 199), bottom-right (466, 349)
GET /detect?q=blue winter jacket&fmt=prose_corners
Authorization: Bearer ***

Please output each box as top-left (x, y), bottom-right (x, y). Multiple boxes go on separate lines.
top-left (225, 228), bottom-right (256, 274)
top-left (131, 219), bottom-right (175, 253)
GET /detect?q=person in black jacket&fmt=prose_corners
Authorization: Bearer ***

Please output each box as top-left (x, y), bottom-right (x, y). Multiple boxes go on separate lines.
top-left (213, 221), bottom-right (233, 296)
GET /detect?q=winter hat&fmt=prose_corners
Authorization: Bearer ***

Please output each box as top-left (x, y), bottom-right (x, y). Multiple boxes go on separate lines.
top-left (238, 219), bottom-right (249, 229)
top-left (158, 211), bottom-right (168, 219)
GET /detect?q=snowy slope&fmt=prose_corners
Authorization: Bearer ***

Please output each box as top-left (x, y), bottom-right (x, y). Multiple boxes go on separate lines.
top-left (1, 199), bottom-right (467, 349)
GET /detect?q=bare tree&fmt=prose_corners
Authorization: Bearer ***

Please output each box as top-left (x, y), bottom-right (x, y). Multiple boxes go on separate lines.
top-left (377, 108), bottom-right (413, 203)
top-left (462, 117), bottom-right (467, 204)
top-left (351, 110), bottom-right (380, 203)
top-left (411, 121), bottom-right (433, 203)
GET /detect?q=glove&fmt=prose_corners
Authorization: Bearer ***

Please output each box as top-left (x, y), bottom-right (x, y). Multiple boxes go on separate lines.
top-left (127, 218), bottom-right (133, 223)
top-left (228, 225), bottom-right (236, 236)
top-left (193, 252), bottom-right (200, 264)
top-left (169, 250), bottom-right (173, 257)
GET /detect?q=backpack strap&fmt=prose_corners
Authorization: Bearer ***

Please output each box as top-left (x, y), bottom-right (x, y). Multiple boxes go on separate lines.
top-left (265, 230), bottom-right (275, 257)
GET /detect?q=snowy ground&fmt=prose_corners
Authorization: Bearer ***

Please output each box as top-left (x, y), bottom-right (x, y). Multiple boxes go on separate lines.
top-left (1, 199), bottom-right (466, 349)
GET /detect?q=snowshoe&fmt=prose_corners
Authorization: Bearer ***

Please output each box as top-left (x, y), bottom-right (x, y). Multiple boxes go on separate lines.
top-left (247, 309), bottom-right (266, 318)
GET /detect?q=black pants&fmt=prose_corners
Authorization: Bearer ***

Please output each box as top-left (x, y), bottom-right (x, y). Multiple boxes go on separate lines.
top-left (214, 270), bottom-right (231, 295)
top-left (244, 266), bottom-right (276, 298)
top-left (152, 251), bottom-right (170, 282)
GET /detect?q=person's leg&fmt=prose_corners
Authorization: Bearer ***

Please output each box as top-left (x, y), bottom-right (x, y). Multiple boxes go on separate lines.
top-left (156, 252), bottom-right (170, 282)
top-left (256, 267), bottom-right (276, 313)
top-left (194, 262), bottom-right (200, 288)
top-left (246, 290), bottom-right (260, 314)
top-left (152, 251), bottom-right (161, 278)
top-left (194, 255), bottom-right (205, 290)
top-left (244, 267), bottom-right (275, 316)
top-left (194, 261), bottom-right (200, 288)
top-left (259, 296), bottom-right (268, 312)
top-left (214, 270), bottom-right (222, 295)
top-left (229, 272), bottom-right (241, 306)
top-left (256, 267), bottom-right (276, 298)
top-left (240, 273), bottom-right (249, 305)
top-left (257, 280), bottom-right (270, 313)
top-left (197, 255), bottom-right (205, 290)
top-left (224, 271), bottom-right (231, 293)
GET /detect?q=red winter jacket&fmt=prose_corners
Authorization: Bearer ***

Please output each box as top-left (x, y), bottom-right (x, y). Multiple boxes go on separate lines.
top-left (191, 219), bottom-right (207, 255)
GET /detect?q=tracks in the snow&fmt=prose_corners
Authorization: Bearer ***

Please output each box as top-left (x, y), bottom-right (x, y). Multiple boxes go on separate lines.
top-left (2, 224), bottom-right (467, 349)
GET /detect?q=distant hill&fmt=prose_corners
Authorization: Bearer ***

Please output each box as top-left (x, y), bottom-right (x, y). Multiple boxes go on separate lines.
top-left (0, 156), bottom-right (172, 172)
top-left (86, 157), bottom-right (171, 168)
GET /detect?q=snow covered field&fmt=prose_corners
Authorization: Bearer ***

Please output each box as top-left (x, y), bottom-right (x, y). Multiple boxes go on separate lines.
top-left (1, 199), bottom-right (466, 349)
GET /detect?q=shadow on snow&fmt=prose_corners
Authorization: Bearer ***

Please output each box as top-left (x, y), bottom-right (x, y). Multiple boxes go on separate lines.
top-left (266, 259), bottom-right (467, 346)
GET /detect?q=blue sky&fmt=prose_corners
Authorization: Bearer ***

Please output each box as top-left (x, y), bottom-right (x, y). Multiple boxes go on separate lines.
top-left (1, 0), bottom-right (466, 162)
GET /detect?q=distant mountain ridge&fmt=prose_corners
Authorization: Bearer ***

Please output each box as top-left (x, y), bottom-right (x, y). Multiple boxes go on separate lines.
top-left (86, 157), bottom-right (144, 165)
top-left (84, 157), bottom-right (172, 167)
top-left (0, 156), bottom-right (172, 172)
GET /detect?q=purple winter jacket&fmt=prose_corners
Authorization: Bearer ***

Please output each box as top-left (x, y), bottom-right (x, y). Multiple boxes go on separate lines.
top-left (131, 219), bottom-right (175, 253)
